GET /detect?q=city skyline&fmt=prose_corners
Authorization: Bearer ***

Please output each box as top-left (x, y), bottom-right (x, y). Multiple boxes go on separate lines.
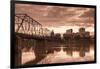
top-left (14, 2), bottom-right (95, 67)
top-left (45, 26), bottom-right (94, 36)
top-left (15, 4), bottom-right (95, 36)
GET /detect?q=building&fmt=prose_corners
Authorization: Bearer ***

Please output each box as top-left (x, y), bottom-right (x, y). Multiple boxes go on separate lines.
top-left (66, 29), bottom-right (73, 34)
top-left (71, 28), bottom-right (90, 39)
top-left (63, 29), bottom-right (73, 40)
top-left (78, 28), bottom-right (90, 38)
top-left (55, 33), bottom-right (61, 39)
top-left (63, 28), bottom-right (90, 40)
top-left (50, 30), bottom-right (54, 37)
top-left (79, 28), bottom-right (85, 33)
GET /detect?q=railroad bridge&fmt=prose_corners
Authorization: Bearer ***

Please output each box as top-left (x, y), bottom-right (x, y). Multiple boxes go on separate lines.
top-left (15, 14), bottom-right (62, 67)
top-left (14, 14), bottom-right (91, 67)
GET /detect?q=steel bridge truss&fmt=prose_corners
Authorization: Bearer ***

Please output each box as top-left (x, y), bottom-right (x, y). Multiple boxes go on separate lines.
top-left (15, 14), bottom-right (51, 36)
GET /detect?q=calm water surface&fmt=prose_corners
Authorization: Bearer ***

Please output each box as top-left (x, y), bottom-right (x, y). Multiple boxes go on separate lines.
top-left (22, 41), bottom-right (94, 64)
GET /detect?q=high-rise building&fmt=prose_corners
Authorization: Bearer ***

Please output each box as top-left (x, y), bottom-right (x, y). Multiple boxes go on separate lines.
top-left (50, 30), bottom-right (54, 37)
top-left (78, 28), bottom-right (90, 38)
top-left (55, 33), bottom-right (61, 39)
top-left (66, 29), bottom-right (73, 34)
top-left (79, 28), bottom-right (85, 33)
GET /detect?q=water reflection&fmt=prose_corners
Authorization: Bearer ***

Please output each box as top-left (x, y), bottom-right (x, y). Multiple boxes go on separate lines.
top-left (22, 41), bottom-right (94, 65)
top-left (37, 45), bottom-right (94, 64)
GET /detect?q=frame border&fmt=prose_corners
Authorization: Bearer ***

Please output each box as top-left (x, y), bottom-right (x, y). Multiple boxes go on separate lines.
top-left (10, 0), bottom-right (97, 68)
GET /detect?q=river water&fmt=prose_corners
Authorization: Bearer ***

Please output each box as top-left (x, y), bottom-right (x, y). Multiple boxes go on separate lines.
top-left (22, 41), bottom-right (95, 65)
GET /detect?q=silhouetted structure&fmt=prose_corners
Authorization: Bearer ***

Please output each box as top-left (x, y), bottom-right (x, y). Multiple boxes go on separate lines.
top-left (79, 28), bottom-right (85, 33)
top-left (55, 33), bottom-right (61, 39)
top-left (14, 14), bottom-right (93, 67)
top-left (50, 30), bottom-right (55, 37)
top-left (78, 28), bottom-right (90, 38)
top-left (63, 28), bottom-right (91, 41)
top-left (66, 29), bottom-right (73, 34)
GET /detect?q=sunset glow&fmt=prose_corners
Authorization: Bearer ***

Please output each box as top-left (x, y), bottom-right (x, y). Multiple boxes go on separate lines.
top-left (45, 26), bottom-right (94, 35)
top-left (14, 2), bottom-right (95, 66)
top-left (15, 4), bottom-right (95, 36)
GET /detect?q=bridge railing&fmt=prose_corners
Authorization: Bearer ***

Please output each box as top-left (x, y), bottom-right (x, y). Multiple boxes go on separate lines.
top-left (15, 14), bottom-right (51, 37)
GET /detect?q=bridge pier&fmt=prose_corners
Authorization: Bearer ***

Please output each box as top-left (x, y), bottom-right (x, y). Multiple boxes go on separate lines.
top-left (15, 36), bottom-right (22, 67)
top-left (15, 35), bottom-right (50, 66)
top-left (34, 39), bottom-right (47, 59)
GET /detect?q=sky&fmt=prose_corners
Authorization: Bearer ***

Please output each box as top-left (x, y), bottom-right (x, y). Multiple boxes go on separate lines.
top-left (15, 4), bottom-right (95, 35)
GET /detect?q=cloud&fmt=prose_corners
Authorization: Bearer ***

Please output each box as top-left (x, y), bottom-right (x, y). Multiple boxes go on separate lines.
top-left (79, 9), bottom-right (94, 18)
top-left (15, 4), bottom-right (95, 28)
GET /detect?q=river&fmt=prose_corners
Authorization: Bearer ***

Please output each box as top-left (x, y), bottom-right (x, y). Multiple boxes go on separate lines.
top-left (21, 41), bottom-right (94, 65)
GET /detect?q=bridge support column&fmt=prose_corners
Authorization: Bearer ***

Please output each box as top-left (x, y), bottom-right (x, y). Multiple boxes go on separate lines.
top-left (15, 37), bottom-right (22, 66)
top-left (33, 39), bottom-right (48, 63)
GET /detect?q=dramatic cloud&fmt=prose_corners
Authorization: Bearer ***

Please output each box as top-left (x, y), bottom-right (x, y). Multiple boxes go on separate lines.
top-left (15, 4), bottom-right (95, 33)
top-left (79, 9), bottom-right (94, 17)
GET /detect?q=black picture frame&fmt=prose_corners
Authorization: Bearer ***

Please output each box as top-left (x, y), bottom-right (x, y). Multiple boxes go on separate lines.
top-left (10, 0), bottom-right (97, 68)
